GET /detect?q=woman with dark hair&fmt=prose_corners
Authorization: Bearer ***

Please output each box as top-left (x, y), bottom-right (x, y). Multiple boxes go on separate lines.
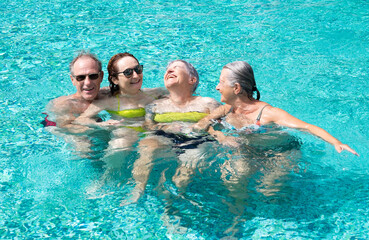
top-left (74, 52), bottom-right (167, 149)
top-left (72, 53), bottom-right (168, 195)
top-left (194, 61), bottom-right (358, 155)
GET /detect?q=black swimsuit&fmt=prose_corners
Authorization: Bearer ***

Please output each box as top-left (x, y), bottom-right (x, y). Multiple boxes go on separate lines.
top-left (154, 130), bottom-right (215, 152)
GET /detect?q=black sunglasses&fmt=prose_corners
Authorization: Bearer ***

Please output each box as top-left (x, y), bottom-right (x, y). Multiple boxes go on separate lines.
top-left (116, 65), bottom-right (143, 78)
top-left (73, 73), bottom-right (100, 82)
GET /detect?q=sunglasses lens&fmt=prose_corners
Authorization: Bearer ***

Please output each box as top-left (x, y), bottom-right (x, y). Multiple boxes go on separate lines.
top-left (123, 69), bottom-right (134, 77)
top-left (89, 74), bottom-right (99, 80)
top-left (75, 73), bottom-right (99, 81)
top-left (120, 65), bottom-right (143, 77)
top-left (75, 75), bottom-right (86, 81)
top-left (135, 65), bottom-right (143, 74)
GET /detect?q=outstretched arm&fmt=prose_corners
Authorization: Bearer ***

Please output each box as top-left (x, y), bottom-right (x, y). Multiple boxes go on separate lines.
top-left (267, 107), bottom-right (358, 156)
top-left (73, 102), bottom-right (104, 126)
top-left (73, 99), bottom-right (122, 128)
top-left (207, 126), bottom-right (240, 147)
top-left (192, 104), bottom-right (230, 132)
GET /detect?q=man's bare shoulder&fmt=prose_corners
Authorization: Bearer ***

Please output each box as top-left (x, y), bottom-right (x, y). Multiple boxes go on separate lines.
top-left (51, 95), bottom-right (75, 109)
top-left (49, 94), bottom-right (90, 114)
top-left (52, 95), bottom-right (69, 104)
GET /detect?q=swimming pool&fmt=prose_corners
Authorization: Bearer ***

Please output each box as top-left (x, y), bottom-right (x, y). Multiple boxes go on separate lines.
top-left (1, 0), bottom-right (369, 238)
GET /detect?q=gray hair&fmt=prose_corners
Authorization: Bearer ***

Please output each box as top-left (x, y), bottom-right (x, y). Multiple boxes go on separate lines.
top-left (223, 61), bottom-right (260, 100)
top-left (69, 50), bottom-right (102, 76)
top-left (167, 60), bottom-right (199, 93)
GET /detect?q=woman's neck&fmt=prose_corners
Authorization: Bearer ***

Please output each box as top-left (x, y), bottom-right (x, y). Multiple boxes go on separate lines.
top-left (118, 89), bottom-right (141, 97)
top-left (169, 90), bottom-right (194, 106)
top-left (231, 96), bottom-right (258, 114)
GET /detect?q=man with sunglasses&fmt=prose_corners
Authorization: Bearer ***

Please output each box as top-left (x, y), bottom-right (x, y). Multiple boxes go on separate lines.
top-left (43, 51), bottom-right (109, 132)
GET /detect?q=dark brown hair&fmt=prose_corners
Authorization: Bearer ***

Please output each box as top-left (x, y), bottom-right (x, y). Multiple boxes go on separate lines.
top-left (107, 52), bottom-right (140, 95)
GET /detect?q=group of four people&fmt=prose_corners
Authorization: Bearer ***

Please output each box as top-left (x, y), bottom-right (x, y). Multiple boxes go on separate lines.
top-left (45, 50), bottom-right (358, 156)
top-left (44, 50), bottom-right (358, 204)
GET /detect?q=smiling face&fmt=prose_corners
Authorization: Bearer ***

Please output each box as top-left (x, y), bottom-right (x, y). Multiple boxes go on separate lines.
top-left (164, 61), bottom-right (194, 91)
top-left (216, 68), bottom-right (236, 104)
top-left (70, 56), bottom-right (103, 102)
top-left (112, 56), bottom-right (143, 95)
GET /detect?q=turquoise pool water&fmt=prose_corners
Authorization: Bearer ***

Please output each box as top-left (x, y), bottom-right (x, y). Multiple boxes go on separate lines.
top-left (1, 0), bottom-right (369, 238)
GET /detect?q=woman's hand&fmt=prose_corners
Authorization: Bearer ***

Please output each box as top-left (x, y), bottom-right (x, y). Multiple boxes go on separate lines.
top-left (192, 122), bottom-right (209, 134)
top-left (192, 118), bottom-right (216, 133)
top-left (334, 143), bottom-right (359, 156)
top-left (207, 127), bottom-right (239, 148)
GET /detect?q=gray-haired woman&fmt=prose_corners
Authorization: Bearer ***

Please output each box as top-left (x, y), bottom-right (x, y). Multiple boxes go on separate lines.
top-left (194, 61), bottom-right (358, 156)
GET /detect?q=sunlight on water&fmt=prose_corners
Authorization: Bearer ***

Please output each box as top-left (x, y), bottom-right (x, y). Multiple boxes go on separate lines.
top-left (1, 0), bottom-right (369, 238)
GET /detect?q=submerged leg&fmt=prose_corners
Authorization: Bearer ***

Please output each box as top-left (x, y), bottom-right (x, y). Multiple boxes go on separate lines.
top-left (87, 129), bottom-right (139, 198)
top-left (121, 136), bottom-right (171, 205)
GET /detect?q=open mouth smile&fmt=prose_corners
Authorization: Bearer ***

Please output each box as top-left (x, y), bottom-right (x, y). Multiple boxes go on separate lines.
top-left (83, 87), bottom-right (95, 92)
top-left (130, 78), bottom-right (141, 84)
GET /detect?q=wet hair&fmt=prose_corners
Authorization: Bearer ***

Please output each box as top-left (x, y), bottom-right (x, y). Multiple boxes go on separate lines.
top-left (107, 52), bottom-right (140, 95)
top-left (69, 50), bottom-right (102, 76)
top-left (167, 60), bottom-right (199, 93)
top-left (223, 61), bottom-right (260, 100)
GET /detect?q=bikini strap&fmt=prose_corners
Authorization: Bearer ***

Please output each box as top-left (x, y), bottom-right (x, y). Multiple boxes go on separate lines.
top-left (226, 106), bottom-right (234, 115)
top-left (220, 106), bottom-right (234, 122)
top-left (255, 104), bottom-right (270, 126)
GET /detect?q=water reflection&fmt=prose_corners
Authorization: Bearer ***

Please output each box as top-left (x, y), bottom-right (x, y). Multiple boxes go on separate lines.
top-left (62, 126), bottom-right (305, 237)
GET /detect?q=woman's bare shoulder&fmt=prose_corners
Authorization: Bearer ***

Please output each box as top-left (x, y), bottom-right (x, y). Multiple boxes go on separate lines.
top-left (151, 97), bottom-right (170, 106)
top-left (260, 103), bottom-right (292, 124)
top-left (142, 87), bottom-right (169, 99)
top-left (193, 96), bottom-right (217, 104)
